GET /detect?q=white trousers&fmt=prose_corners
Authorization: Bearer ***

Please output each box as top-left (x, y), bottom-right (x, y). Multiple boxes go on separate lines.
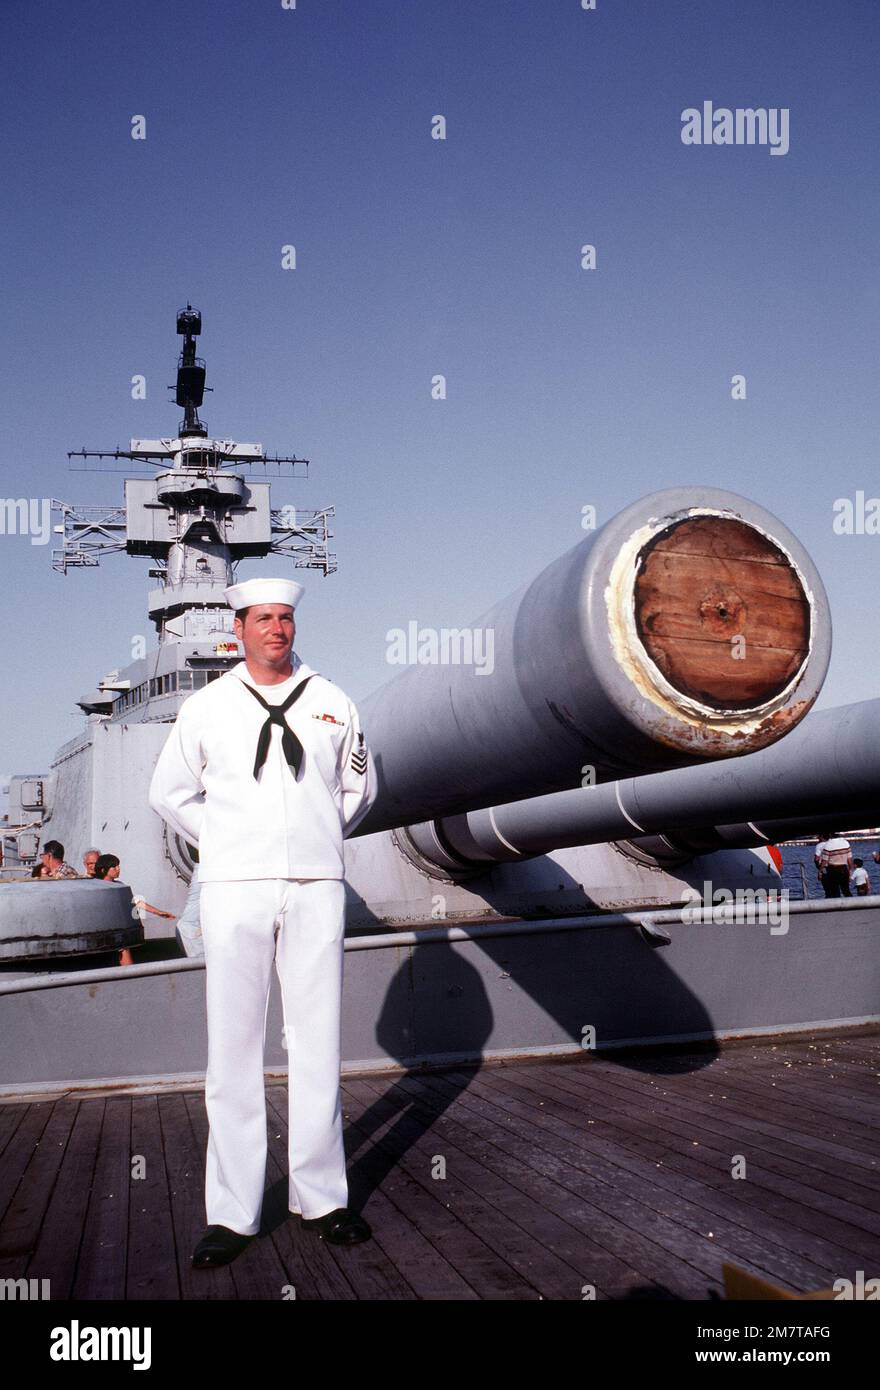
top-left (176, 870), bottom-right (204, 958)
top-left (200, 878), bottom-right (348, 1234)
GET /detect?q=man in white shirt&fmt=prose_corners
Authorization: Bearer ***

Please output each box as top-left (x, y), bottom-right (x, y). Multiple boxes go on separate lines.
top-left (148, 576), bottom-right (377, 1268)
top-left (818, 833), bottom-right (854, 898)
top-left (814, 837), bottom-right (829, 894)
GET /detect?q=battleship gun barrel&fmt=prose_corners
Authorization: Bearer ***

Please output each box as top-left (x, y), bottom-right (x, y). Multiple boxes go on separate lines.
top-left (356, 487), bottom-right (830, 836)
top-left (629, 813), bottom-right (868, 864)
top-left (401, 698), bottom-right (878, 869)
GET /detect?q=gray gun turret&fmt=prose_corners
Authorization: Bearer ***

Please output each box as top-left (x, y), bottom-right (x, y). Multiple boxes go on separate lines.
top-left (355, 487), bottom-right (832, 853)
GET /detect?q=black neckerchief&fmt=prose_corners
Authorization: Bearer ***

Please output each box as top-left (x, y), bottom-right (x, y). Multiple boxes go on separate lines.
top-left (239, 674), bottom-right (316, 780)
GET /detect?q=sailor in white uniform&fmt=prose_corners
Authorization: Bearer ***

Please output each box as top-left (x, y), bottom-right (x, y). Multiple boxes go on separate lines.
top-left (148, 576), bottom-right (377, 1268)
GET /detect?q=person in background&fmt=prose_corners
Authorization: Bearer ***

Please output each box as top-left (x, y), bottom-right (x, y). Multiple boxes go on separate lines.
top-left (41, 840), bottom-right (79, 879)
top-left (814, 836), bottom-right (829, 895)
top-left (93, 853), bottom-right (176, 966)
top-left (818, 833), bottom-right (853, 898)
top-left (175, 850), bottom-right (204, 959)
top-left (82, 849), bottom-right (100, 877)
top-left (851, 858), bottom-right (870, 897)
top-left (30, 863), bottom-right (49, 878)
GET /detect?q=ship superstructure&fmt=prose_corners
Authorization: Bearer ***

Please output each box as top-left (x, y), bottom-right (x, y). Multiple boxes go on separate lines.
top-left (2, 308), bottom-right (332, 898)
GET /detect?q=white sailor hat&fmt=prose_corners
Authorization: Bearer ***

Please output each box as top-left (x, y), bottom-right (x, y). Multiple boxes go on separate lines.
top-left (224, 577), bottom-right (305, 612)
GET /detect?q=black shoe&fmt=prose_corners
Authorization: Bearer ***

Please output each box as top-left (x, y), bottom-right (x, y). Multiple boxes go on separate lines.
top-left (192, 1224), bottom-right (254, 1269)
top-left (301, 1207), bottom-right (371, 1245)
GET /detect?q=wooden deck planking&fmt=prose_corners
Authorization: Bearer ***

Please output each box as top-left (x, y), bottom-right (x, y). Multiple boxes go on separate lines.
top-left (345, 1076), bottom-right (621, 1299)
top-left (0, 1104), bottom-right (54, 1230)
top-left (126, 1095), bottom-right (181, 1301)
top-left (564, 1051), bottom-right (878, 1156)
top-left (72, 1097), bottom-right (131, 1299)
top-left (515, 1055), bottom-right (880, 1201)
top-left (594, 1064), bottom-right (880, 1211)
top-left (0, 1037), bottom-right (876, 1300)
top-left (717, 1035), bottom-right (880, 1084)
top-left (402, 1070), bottom-right (728, 1298)
top-left (713, 1043), bottom-right (879, 1098)
top-left (490, 1062), bottom-right (878, 1272)
top-left (335, 1085), bottom-right (483, 1300)
top-left (784, 1035), bottom-right (880, 1067)
top-left (28, 1100), bottom-right (104, 1299)
top-left (515, 1058), bottom-right (879, 1214)
top-left (419, 1067), bottom-right (878, 1284)
top-left (541, 1056), bottom-right (878, 1183)
top-left (0, 1100), bottom-right (78, 1286)
top-left (629, 1050), bottom-right (878, 1142)
top-left (558, 1066), bottom-right (880, 1208)
top-left (416, 1068), bottom-right (803, 1296)
top-left (524, 1067), bottom-right (878, 1218)
top-left (0, 1100), bottom-right (28, 1156)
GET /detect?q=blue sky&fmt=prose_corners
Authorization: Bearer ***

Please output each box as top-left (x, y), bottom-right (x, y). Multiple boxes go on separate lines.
top-left (1, 0), bottom-right (877, 780)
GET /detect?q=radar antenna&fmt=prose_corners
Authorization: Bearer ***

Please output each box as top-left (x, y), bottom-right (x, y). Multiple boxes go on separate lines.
top-left (174, 304), bottom-right (210, 439)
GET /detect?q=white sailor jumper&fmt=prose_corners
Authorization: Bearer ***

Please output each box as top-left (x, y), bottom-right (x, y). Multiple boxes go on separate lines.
top-left (148, 658), bottom-right (377, 1231)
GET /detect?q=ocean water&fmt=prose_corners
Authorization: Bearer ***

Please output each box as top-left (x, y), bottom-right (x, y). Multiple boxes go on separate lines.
top-left (780, 839), bottom-right (880, 900)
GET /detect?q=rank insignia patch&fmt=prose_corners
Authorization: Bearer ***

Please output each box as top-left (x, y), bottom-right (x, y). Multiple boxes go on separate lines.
top-left (351, 732), bottom-right (367, 775)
